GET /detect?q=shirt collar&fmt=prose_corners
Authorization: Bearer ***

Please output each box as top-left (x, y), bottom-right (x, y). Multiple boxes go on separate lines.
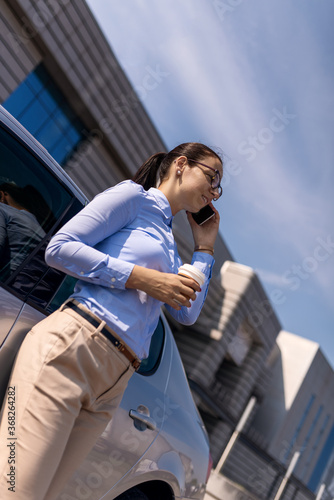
top-left (149, 187), bottom-right (173, 226)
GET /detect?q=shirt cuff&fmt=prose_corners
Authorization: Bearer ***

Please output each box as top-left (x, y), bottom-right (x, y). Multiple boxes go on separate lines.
top-left (78, 259), bottom-right (135, 289)
top-left (191, 251), bottom-right (215, 280)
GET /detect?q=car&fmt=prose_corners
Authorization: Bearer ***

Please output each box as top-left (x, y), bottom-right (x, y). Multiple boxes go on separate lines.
top-left (0, 105), bottom-right (212, 500)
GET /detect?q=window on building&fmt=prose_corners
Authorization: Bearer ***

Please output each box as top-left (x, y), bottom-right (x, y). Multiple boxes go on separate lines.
top-left (300, 405), bottom-right (324, 453)
top-left (3, 64), bottom-right (85, 165)
top-left (283, 394), bottom-right (315, 463)
top-left (308, 424), bottom-right (334, 492)
top-left (301, 413), bottom-right (330, 481)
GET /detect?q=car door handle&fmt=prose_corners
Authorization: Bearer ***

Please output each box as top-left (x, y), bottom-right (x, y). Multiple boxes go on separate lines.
top-left (129, 406), bottom-right (157, 431)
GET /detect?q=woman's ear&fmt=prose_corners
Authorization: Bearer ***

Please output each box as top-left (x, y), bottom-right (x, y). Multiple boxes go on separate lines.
top-left (174, 156), bottom-right (187, 175)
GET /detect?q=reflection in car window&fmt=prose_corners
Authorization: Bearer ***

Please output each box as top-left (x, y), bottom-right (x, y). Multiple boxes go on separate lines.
top-left (138, 318), bottom-right (165, 375)
top-left (7, 198), bottom-right (83, 309)
top-left (0, 183), bottom-right (46, 280)
top-left (0, 124), bottom-right (77, 308)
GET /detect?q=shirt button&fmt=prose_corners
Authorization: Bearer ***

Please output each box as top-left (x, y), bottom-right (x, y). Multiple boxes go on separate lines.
top-left (80, 271), bottom-right (84, 275)
top-left (111, 285), bottom-right (115, 289)
top-left (111, 277), bottom-right (116, 282)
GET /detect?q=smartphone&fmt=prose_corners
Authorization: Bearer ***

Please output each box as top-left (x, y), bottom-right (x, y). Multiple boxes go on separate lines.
top-left (191, 205), bottom-right (215, 225)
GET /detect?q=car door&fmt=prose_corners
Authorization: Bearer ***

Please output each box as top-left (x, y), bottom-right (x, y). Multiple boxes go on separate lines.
top-left (58, 316), bottom-right (173, 499)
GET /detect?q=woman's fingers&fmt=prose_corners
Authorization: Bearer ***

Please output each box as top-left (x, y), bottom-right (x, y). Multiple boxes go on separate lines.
top-left (126, 266), bottom-right (200, 309)
top-left (167, 277), bottom-right (199, 310)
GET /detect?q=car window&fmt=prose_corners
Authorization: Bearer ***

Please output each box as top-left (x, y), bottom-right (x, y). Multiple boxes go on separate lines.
top-left (46, 274), bottom-right (78, 313)
top-left (5, 197), bottom-right (83, 310)
top-left (0, 124), bottom-right (83, 310)
top-left (138, 317), bottom-right (165, 375)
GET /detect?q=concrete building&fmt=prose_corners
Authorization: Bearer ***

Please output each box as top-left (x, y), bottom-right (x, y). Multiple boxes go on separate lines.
top-left (1, 1), bottom-right (331, 499)
top-left (250, 331), bottom-right (334, 495)
top-left (204, 331), bottom-right (334, 500)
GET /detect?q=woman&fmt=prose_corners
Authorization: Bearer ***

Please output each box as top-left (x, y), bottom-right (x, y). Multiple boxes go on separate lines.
top-left (0, 142), bottom-right (222, 499)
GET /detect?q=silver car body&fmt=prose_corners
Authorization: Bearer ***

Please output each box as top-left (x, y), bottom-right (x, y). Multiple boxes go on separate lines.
top-left (0, 106), bottom-right (210, 500)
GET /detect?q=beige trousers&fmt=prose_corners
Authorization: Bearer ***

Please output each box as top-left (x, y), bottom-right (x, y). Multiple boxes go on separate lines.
top-left (0, 302), bottom-right (135, 499)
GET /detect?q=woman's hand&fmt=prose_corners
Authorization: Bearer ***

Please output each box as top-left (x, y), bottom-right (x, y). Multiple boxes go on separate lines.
top-left (187, 203), bottom-right (220, 249)
top-left (125, 266), bottom-right (200, 310)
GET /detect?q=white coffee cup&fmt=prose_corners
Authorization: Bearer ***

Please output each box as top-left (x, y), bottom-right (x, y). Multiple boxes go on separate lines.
top-left (178, 264), bottom-right (206, 287)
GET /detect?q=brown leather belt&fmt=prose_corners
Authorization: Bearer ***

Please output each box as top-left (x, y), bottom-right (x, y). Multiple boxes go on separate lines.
top-left (65, 300), bottom-right (141, 371)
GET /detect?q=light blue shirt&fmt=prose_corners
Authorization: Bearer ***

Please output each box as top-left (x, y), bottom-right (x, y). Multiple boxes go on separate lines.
top-left (45, 180), bottom-right (214, 359)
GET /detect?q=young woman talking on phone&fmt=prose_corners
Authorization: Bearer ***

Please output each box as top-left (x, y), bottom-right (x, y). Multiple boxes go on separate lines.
top-left (0, 142), bottom-right (223, 499)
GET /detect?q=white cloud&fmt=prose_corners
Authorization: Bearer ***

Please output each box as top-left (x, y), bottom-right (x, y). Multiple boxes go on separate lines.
top-left (255, 267), bottom-right (287, 288)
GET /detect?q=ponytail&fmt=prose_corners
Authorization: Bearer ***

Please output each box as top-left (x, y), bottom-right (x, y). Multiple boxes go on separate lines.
top-left (132, 152), bottom-right (167, 190)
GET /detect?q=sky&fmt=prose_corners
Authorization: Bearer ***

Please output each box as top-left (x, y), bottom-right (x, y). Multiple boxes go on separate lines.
top-left (85, 0), bottom-right (334, 368)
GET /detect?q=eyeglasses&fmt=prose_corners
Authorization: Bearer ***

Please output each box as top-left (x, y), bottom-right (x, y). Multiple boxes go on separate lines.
top-left (187, 158), bottom-right (223, 199)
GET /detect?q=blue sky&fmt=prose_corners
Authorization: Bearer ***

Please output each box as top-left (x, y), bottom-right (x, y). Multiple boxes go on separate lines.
top-left (85, 0), bottom-right (334, 368)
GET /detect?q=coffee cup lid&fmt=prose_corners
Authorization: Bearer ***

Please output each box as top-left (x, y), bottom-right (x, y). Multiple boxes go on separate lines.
top-left (178, 264), bottom-right (206, 287)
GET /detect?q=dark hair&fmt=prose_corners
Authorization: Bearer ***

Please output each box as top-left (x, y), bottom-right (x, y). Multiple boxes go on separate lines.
top-left (0, 183), bottom-right (29, 209)
top-left (0, 182), bottom-right (56, 230)
top-left (132, 142), bottom-right (223, 190)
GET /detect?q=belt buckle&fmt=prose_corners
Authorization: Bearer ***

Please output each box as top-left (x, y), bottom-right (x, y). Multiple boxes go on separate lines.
top-left (115, 340), bottom-right (125, 352)
top-left (133, 359), bottom-right (141, 371)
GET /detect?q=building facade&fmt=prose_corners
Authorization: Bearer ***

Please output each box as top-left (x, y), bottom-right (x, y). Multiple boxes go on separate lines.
top-left (1, 1), bottom-right (332, 499)
top-left (250, 332), bottom-right (334, 493)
